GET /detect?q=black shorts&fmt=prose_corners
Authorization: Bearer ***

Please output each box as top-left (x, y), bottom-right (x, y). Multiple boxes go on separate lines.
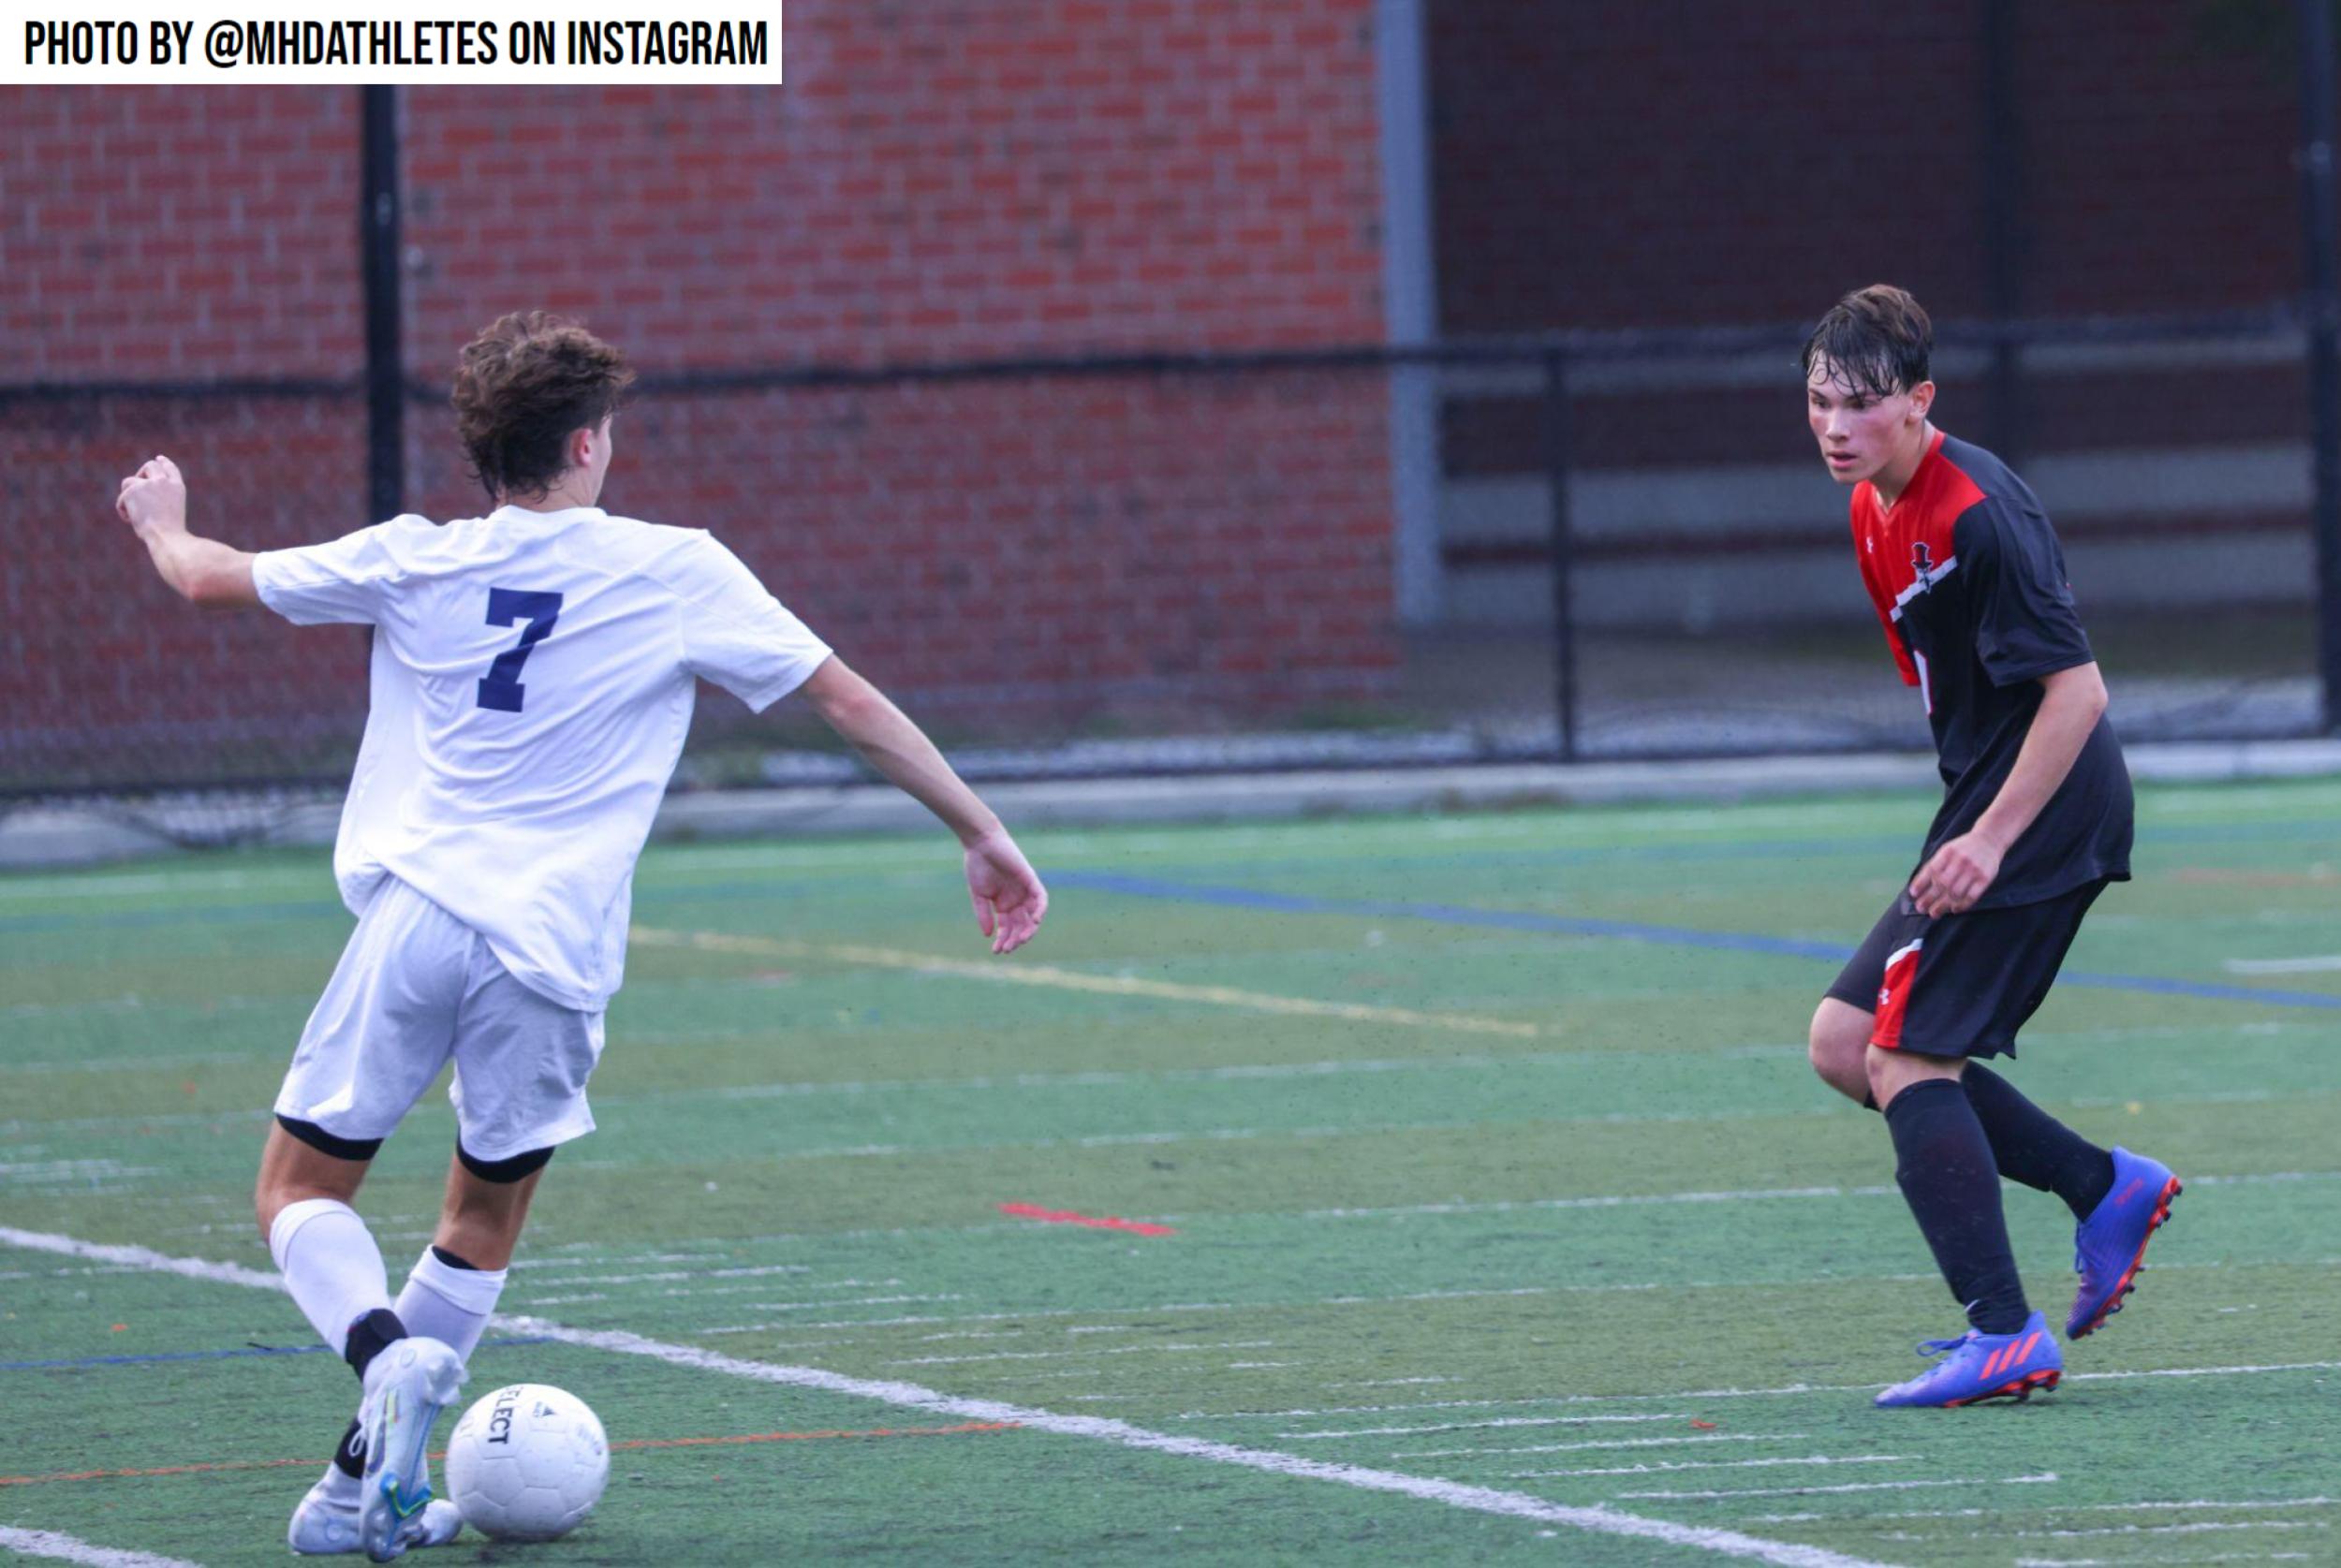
top-left (1823, 878), bottom-right (2110, 1060)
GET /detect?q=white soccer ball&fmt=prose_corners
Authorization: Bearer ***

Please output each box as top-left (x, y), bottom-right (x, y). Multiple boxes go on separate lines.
top-left (444, 1383), bottom-right (609, 1542)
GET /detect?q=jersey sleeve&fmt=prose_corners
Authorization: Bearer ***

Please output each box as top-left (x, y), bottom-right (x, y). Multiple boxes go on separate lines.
top-left (1854, 517), bottom-right (1920, 687)
top-left (1958, 500), bottom-right (2095, 687)
top-left (668, 533), bottom-right (833, 711)
top-left (250, 520), bottom-right (411, 626)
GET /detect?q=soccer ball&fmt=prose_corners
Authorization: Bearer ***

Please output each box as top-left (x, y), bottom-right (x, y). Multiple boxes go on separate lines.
top-left (443, 1383), bottom-right (609, 1542)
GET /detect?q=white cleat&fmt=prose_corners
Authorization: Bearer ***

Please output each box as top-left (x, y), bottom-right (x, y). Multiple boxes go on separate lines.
top-left (288, 1469), bottom-right (463, 1555)
top-left (353, 1337), bottom-right (467, 1562)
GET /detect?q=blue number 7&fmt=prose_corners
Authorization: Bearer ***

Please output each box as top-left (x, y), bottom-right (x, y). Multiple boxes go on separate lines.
top-left (477, 588), bottom-right (565, 712)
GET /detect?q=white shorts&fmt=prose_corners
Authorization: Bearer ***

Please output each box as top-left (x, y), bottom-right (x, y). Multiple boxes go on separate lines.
top-left (274, 876), bottom-right (606, 1164)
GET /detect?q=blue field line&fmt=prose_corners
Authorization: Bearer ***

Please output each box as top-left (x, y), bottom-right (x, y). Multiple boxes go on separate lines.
top-left (3, 814), bottom-right (2334, 936)
top-left (1053, 870), bottom-right (2341, 1011)
top-left (0, 1335), bottom-right (552, 1373)
top-left (1041, 816), bottom-right (2341, 885)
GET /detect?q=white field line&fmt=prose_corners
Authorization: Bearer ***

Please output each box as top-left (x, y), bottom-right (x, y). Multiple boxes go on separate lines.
top-left (1396, 1434), bottom-right (1804, 1459)
top-left (0, 1228), bottom-right (282, 1290)
top-left (1293, 1185), bottom-right (1891, 1222)
top-left (526, 1282), bottom-right (946, 1309)
top-left (1518, 1456), bottom-right (1911, 1480)
top-left (385, 1159), bottom-right (2330, 1275)
top-left (1751, 1499), bottom-right (2336, 1524)
top-left (508, 1320), bottom-right (1891, 1568)
top-left (1285, 1414), bottom-right (1692, 1439)
top-left (0, 1226), bottom-right (1885, 1568)
top-left (0, 1051), bottom-right (260, 1076)
top-left (517, 1263), bottom-right (813, 1288)
top-left (717, 1254), bottom-right (2250, 1326)
top-left (696, 1282), bottom-right (1685, 1337)
top-left (2224, 955), bottom-right (2341, 975)
top-left (0, 1528), bottom-right (202, 1568)
top-left (682, 1294), bottom-right (967, 1319)
top-left (1621, 1473), bottom-right (2059, 1502)
top-left (2015, 1521), bottom-right (2329, 1539)
top-left (630, 926), bottom-right (1541, 1039)
top-left (886, 1341), bottom-right (1275, 1368)
top-left (1281, 1166), bottom-right (2341, 1225)
top-left (1190, 1359), bottom-right (2341, 1420)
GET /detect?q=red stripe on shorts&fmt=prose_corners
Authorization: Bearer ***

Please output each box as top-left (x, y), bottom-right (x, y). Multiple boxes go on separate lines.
top-left (1870, 938), bottom-right (1924, 1050)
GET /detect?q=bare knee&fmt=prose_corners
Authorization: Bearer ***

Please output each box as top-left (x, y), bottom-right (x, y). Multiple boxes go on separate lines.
top-left (253, 1122), bottom-right (369, 1242)
top-left (1864, 1043), bottom-right (1964, 1110)
top-left (1808, 998), bottom-right (1874, 1103)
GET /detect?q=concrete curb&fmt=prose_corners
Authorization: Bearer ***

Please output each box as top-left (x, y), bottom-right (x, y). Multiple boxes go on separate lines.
top-left (6, 739), bottom-right (2339, 872)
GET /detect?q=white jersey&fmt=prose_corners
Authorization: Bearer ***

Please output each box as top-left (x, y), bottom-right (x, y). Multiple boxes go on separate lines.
top-left (252, 505), bottom-right (832, 1011)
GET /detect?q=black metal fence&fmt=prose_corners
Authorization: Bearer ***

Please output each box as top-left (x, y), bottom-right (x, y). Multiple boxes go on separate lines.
top-left (7, 301), bottom-right (2334, 827)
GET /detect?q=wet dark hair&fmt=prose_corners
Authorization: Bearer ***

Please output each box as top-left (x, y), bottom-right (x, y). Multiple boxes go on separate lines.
top-left (450, 312), bottom-right (635, 502)
top-left (1800, 285), bottom-right (1932, 400)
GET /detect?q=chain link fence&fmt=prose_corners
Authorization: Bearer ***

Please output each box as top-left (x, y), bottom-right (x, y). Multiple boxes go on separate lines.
top-left (6, 309), bottom-right (2325, 841)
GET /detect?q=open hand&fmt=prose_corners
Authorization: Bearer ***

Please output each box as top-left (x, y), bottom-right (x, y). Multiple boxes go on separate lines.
top-left (964, 828), bottom-right (1047, 955)
top-left (117, 455), bottom-right (187, 535)
top-left (1909, 830), bottom-right (2003, 917)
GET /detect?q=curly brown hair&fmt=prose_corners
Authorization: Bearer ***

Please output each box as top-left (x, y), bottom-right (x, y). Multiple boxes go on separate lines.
top-left (1800, 285), bottom-right (1933, 402)
top-left (450, 312), bottom-right (636, 503)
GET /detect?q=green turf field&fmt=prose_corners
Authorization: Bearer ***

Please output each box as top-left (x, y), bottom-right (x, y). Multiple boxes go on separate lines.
top-left (5, 780), bottom-right (2338, 1567)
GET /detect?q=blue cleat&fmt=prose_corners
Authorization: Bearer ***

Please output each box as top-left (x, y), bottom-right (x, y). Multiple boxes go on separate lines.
top-left (1874, 1310), bottom-right (2062, 1408)
top-left (2067, 1146), bottom-right (2183, 1340)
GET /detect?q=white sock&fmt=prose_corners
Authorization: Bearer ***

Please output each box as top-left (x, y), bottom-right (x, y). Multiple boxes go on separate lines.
top-left (395, 1246), bottom-right (508, 1363)
top-left (317, 1459), bottom-right (361, 1502)
top-left (268, 1197), bottom-right (391, 1356)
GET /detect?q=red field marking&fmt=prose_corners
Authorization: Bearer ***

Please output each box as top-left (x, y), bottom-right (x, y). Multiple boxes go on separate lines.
top-left (998, 1202), bottom-right (1176, 1238)
top-left (0, 1424), bottom-right (1020, 1487)
top-left (0, 1456), bottom-right (318, 1487)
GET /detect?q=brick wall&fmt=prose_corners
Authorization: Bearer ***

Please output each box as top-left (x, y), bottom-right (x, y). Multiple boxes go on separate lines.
top-left (2, 88), bottom-right (361, 377)
top-left (4, 2), bottom-right (1398, 791)
top-left (1429, 0), bottom-right (2301, 332)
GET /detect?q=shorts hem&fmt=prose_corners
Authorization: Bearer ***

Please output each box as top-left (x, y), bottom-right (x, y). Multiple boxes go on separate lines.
top-left (452, 1117), bottom-right (594, 1166)
top-left (1866, 1034), bottom-right (2018, 1062)
top-left (272, 1099), bottom-right (403, 1149)
top-left (1822, 978), bottom-right (1878, 1011)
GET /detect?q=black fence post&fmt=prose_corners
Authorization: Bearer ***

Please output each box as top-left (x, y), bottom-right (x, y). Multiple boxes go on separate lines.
top-left (361, 85), bottom-right (404, 524)
top-left (2300, 0), bottom-right (2341, 733)
top-left (1540, 345), bottom-right (1578, 762)
top-left (1980, 0), bottom-right (2026, 467)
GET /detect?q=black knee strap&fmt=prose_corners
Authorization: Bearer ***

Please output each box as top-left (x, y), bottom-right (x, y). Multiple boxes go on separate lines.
top-left (456, 1140), bottom-right (556, 1183)
top-left (277, 1114), bottom-right (383, 1163)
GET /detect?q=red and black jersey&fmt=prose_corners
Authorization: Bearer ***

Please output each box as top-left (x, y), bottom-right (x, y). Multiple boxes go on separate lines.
top-left (1850, 429), bottom-right (2132, 906)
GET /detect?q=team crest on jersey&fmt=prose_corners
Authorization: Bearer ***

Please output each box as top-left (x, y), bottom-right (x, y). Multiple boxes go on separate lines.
top-left (1911, 542), bottom-right (1936, 583)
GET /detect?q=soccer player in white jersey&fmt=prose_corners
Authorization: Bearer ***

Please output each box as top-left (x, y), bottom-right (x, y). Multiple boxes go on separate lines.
top-left (112, 313), bottom-right (1048, 1561)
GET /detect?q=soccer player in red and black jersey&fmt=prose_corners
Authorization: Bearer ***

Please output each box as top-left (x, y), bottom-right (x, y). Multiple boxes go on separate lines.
top-left (1801, 286), bottom-right (2183, 1409)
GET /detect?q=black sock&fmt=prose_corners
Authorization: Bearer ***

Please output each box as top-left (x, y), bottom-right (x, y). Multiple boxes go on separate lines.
top-left (343, 1306), bottom-right (407, 1382)
top-left (1962, 1063), bottom-right (2115, 1220)
top-left (332, 1418), bottom-right (364, 1479)
top-left (1885, 1077), bottom-right (2030, 1334)
top-left (430, 1244), bottom-right (481, 1270)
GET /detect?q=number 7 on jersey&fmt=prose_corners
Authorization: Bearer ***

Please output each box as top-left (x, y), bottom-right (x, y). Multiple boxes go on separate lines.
top-left (478, 588), bottom-right (565, 712)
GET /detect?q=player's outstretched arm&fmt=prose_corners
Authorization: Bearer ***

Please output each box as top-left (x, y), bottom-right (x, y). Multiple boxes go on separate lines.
top-left (798, 656), bottom-right (1048, 954)
top-left (114, 455), bottom-right (259, 610)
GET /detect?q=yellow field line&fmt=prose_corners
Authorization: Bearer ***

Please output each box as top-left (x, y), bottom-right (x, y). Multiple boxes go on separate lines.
top-left (630, 927), bottom-right (1539, 1038)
